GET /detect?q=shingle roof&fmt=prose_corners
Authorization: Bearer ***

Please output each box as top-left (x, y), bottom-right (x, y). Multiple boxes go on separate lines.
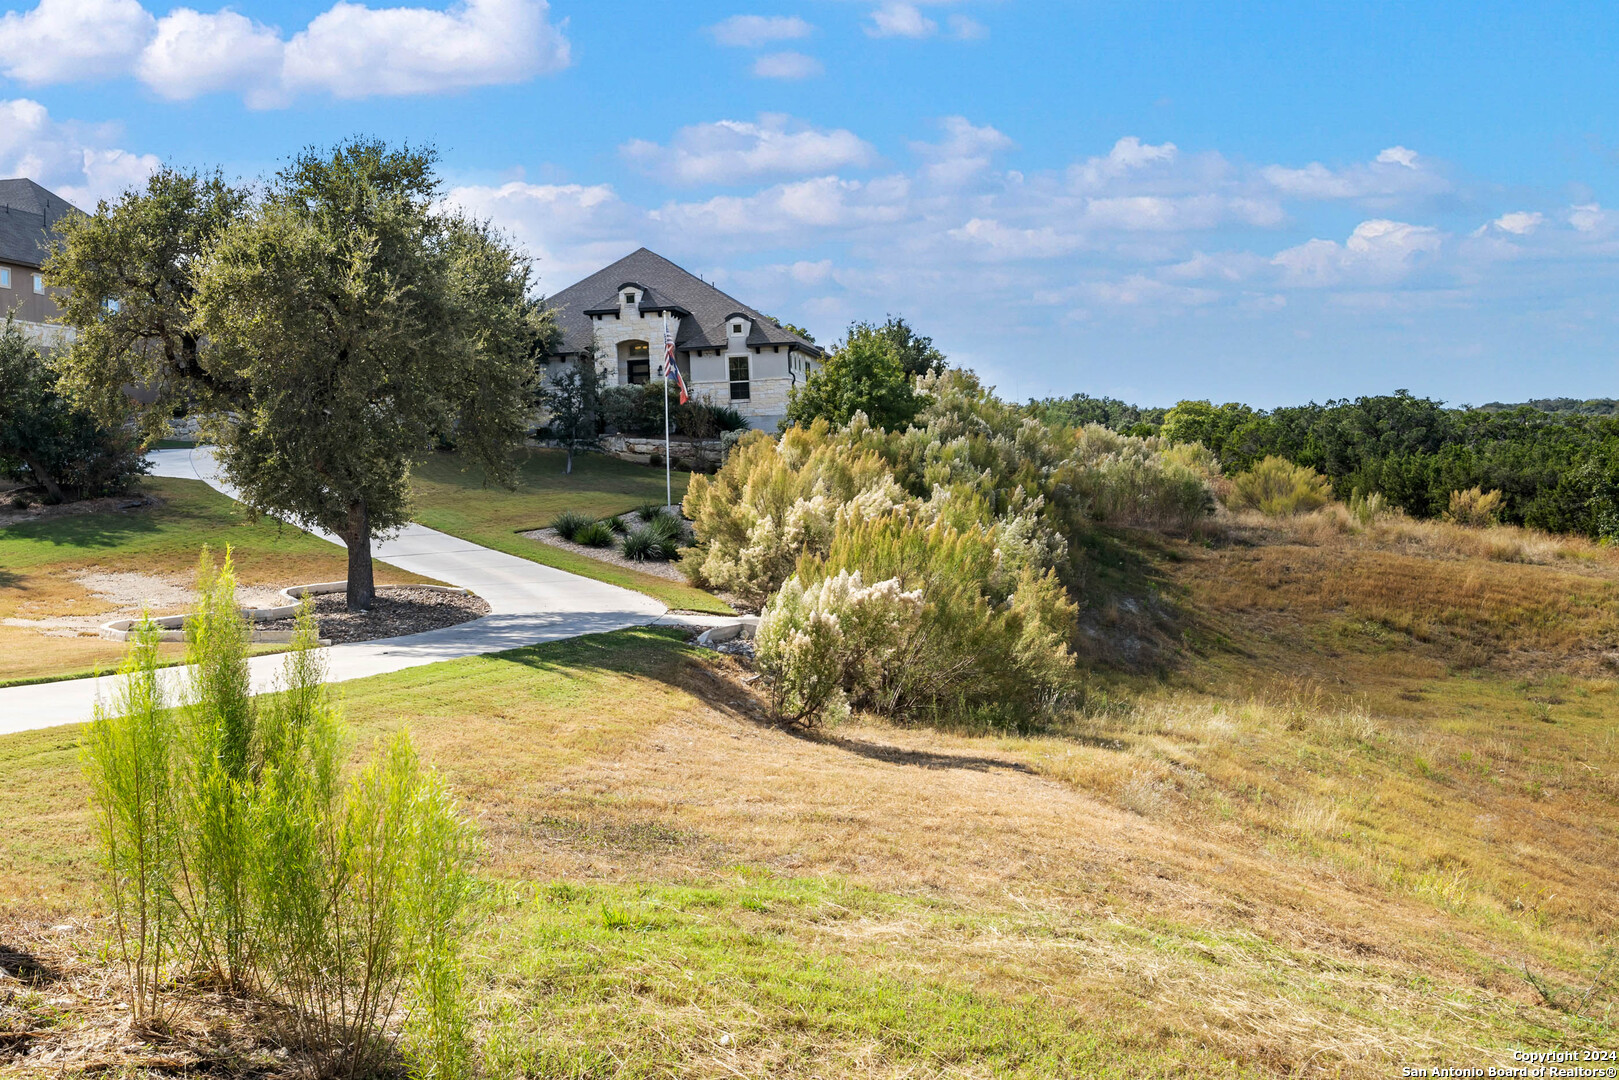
top-left (0, 178), bottom-right (80, 269)
top-left (542, 248), bottom-right (822, 357)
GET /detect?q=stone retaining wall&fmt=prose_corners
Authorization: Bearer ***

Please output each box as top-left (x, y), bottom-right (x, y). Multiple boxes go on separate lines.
top-left (529, 434), bottom-right (724, 472)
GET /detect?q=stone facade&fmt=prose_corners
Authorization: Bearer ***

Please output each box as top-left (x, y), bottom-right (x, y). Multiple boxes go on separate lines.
top-left (551, 283), bottom-right (816, 431)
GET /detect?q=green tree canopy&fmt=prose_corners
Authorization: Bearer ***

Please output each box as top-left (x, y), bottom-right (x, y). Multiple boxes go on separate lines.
top-left (54, 139), bottom-right (542, 610)
top-left (0, 317), bottom-right (144, 501)
top-left (786, 320), bottom-right (922, 432)
top-left (871, 314), bottom-right (946, 378)
top-left (49, 167), bottom-right (249, 436)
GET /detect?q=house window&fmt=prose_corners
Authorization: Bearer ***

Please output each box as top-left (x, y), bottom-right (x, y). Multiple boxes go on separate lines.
top-left (0, 267), bottom-right (9, 288)
top-left (624, 292), bottom-right (635, 304)
top-left (624, 339), bottom-right (651, 384)
top-left (731, 322), bottom-right (742, 334)
top-left (728, 355), bottom-right (750, 401)
top-left (32, 273), bottom-right (44, 294)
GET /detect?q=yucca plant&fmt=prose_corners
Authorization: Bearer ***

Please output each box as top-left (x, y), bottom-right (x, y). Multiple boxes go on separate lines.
top-left (573, 520), bottom-right (615, 547)
top-left (550, 509), bottom-right (594, 541)
top-left (623, 513), bottom-right (683, 561)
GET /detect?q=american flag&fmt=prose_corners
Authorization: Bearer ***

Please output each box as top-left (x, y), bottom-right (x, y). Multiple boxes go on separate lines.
top-left (663, 321), bottom-right (689, 404)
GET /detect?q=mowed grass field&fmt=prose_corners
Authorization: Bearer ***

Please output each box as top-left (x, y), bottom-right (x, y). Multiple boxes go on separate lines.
top-left (3, 511), bottom-right (1616, 1075)
top-left (0, 477), bottom-right (430, 684)
top-left (410, 448), bottom-right (732, 614)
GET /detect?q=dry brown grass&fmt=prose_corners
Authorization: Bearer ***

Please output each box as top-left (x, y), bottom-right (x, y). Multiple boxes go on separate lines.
top-left (1188, 508), bottom-right (1619, 677)
top-left (5, 505), bottom-right (1618, 1075)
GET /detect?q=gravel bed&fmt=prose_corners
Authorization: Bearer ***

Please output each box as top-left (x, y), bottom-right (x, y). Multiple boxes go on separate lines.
top-left (261, 587), bottom-right (490, 644)
top-left (522, 512), bottom-right (691, 582)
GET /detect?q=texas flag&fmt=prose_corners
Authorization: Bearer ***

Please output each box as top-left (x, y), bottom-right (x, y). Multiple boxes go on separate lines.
top-left (663, 321), bottom-right (689, 404)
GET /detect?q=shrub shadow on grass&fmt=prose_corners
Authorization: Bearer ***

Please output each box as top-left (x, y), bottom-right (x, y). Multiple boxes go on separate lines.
top-left (7, 512), bottom-right (162, 550)
top-left (0, 942), bottom-right (58, 985)
top-left (482, 627), bottom-right (1040, 779)
top-left (801, 734), bottom-right (1039, 776)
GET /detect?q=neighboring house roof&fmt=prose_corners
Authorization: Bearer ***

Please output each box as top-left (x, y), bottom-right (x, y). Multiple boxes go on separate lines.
top-left (0, 178), bottom-right (80, 269)
top-left (543, 247), bottom-right (823, 358)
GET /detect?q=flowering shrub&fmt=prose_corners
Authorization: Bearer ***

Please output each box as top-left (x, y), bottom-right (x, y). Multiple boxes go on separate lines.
top-left (756, 570), bottom-right (923, 725)
top-left (686, 370), bottom-right (1216, 728)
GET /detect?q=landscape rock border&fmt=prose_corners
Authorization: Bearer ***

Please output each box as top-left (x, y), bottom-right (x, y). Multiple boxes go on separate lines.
top-left (98, 582), bottom-right (475, 644)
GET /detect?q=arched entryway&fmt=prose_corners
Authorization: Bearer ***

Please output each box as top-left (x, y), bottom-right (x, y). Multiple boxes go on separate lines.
top-left (618, 340), bottom-right (651, 384)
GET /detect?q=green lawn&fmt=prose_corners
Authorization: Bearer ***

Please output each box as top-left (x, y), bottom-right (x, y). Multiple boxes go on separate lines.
top-left (410, 448), bottom-right (733, 614)
top-left (0, 476), bottom-right (428, 683)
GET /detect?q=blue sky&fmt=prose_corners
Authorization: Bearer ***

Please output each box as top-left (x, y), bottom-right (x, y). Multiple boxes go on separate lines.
top-left (2, 0), bottom-right (1616, 407)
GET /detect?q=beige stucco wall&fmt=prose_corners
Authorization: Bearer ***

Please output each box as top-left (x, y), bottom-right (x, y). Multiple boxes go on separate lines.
top-left (0, 263), bottom-right (61, 327)
top-left (565, 289), bottom-right (820, 431)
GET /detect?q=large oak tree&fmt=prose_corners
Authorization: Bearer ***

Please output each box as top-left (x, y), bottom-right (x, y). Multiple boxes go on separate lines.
top-left (53, 140), bottom-right (543, 610)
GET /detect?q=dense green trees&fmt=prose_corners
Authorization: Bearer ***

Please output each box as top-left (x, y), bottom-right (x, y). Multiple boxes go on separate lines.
top-left (0, 317), bottom-right (144, 501)
top-left (786, 319), bottom-right (923, 430)
top-left (1040, 390), bottom-right (1619, 540)
top-left (53, 142), bottom-right (542, 610)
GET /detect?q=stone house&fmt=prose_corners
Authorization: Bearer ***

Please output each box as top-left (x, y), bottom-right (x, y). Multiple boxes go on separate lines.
top-left (541, 248), bottom-right (823, 431)
top-left (0, 178), bottom-right (77, 347)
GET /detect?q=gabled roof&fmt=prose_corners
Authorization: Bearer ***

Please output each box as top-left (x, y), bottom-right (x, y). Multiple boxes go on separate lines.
top-left (0, 178), bottom-right (81, 269)
top-left (542, 248), bottom-right (822, 358)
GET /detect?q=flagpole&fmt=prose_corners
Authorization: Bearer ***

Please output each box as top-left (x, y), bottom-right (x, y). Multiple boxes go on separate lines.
top-left (662, 314), bottom-right (672, 508)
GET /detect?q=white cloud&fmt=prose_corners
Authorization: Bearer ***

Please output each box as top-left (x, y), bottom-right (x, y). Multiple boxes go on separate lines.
top-left (752, 51), bottom-right (822, 79)
top-left (0, 0), bottom-right (155, 84)
top-left (866, 1), bottom-right (935, 38)
top-left (708, 14), bottom-right (812, 47)
top-left (948, 217), bottom-right (1085, 259)
top-left (1083, 275), bottom-right (1218, 308)
top-left (653, 174), bottom-right (910, 236)
top-left (1262, 147), bottom-right (1448, 203)
top-left (1161, 251), bottom-right (1269, 282)
top-left (1066, 136), bottom-right (1179, 190)
top-left (911, 116), bottom-right (1012, 185)
top-left (1479, 211), bottom-right (1543, 236)
top-left (1569, 203), bottom-right (1607, 233)
top-left (282, 0), bottom-right (569, 99)
top-left (621, 116), bottom-right (873, 185)
top-left (0, 97), bottom-right (158, 206)
top-left (0, 0), bottom-right (569, 104)
top-left (946, 13), bottom-right (987, 40)
top-left (1272, 219), bottom-right (1443, 287)
top-left (444, 123), bottom-right (1604, 383)
top-left (1085, 194), bottom-right (1283, 231)
top-left (444, 180), bottom-right (640, 291)
top-left (137, 8), bottom-right (284, 104)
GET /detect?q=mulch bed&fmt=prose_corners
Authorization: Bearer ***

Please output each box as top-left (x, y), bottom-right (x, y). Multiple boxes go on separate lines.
top-left (263, 587), bottom-right (490, 644)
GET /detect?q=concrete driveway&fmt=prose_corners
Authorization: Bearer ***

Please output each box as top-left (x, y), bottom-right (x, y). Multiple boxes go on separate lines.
top-left (0, 448), bottom-right (697, 737)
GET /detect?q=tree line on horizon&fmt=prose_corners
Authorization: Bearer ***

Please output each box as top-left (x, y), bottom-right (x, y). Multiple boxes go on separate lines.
top-left (1025, 391), bottom-right (1619, 540)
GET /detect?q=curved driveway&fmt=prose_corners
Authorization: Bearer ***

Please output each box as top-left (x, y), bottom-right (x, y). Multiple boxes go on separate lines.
top-left (0, 448), bottom-right (688, 736)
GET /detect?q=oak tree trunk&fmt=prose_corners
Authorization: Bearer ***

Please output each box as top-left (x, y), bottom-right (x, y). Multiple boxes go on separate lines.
top-left (343, 498), bottom-right (375, 612)
top-left (22, 456), bottom-right (65, 503)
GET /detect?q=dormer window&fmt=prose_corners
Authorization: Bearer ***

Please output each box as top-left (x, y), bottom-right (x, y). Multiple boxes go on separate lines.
top-left (624, 292), bottom-right (635, 304)
top-left (731, 322), bottom-right (742, 334)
